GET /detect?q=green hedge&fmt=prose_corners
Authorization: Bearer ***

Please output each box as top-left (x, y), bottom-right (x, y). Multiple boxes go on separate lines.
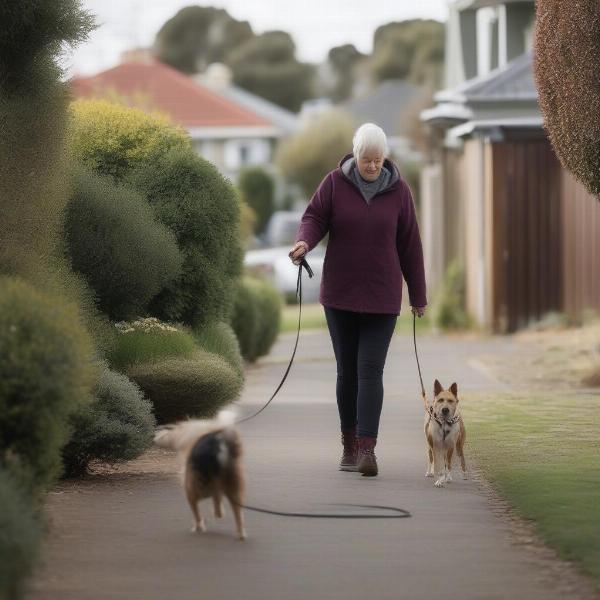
top-left (230, 277), bottom-right (282, 362)
top-left (194, 321), bottom-right (244, 379)
top-left (127, 147), bottom-right (243, 328)
top-left (0, 469), bottom-right (42, 600)
top-left (0, 277), bottom-right (97, 494)
top-left (62, 367), bottom-right (155, 476)
top-left (0, 2), bottom-right (94, 281)
top-left (65, 168), bottom-right (183, 320)
top-left (127, 351), bottom-right (243, 424)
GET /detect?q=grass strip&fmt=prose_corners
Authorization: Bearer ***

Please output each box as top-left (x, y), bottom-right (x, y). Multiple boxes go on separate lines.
top-left (462, 391), bottom-right (600, 586)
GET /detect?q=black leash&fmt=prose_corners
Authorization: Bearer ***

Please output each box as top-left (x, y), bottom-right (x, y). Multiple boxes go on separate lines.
top-left (413, 312), bottom-right (427, 401)
top-left (235, 258), bottom-right (313, 425)
top-left (241, 503), bottom-right (411, 519)
top-left (233, 257), bottom-right (412, 520)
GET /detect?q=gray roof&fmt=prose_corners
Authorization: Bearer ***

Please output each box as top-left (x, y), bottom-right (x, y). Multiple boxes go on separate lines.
top-left (437, 52), bottom-right (537, 104)
top-left (218, 85), bottom-right (299, 135)
top-left (342, 79), bottom-right (426, 136)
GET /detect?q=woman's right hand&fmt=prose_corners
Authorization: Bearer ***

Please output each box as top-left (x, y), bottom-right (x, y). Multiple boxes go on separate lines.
top-left (289, 241), bottom-right (308, 265)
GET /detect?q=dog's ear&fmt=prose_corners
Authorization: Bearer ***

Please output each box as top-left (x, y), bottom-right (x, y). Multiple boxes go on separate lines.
top-left (450, 382), bottom-right (458, 397)
top-left (434, 379), bottom-right (443, 396)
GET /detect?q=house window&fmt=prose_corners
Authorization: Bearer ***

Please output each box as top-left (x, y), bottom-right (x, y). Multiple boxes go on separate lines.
top-left (239, 144), bottom-right (250, 165)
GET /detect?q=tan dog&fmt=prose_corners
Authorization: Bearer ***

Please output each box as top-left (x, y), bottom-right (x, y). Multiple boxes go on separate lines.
top-left (424, 380), bottom-right (467, 488)
top-left (154, 411), bottom-right (246, 540)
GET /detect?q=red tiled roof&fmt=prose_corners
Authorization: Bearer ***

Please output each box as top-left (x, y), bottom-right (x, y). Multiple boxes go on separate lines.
top-left (70, 61), bottom-right (271, 128)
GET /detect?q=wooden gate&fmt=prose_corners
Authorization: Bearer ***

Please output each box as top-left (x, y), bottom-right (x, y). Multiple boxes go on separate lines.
top-left (490, 138), bottom-right (563, 332)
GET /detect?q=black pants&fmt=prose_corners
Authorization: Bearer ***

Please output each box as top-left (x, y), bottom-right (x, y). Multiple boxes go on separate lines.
top-left (324, 306), bottom-right (397, 438)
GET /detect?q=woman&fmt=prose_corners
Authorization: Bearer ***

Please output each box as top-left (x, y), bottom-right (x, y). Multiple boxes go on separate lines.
top-left (289, 123), bottom-right (427, 477)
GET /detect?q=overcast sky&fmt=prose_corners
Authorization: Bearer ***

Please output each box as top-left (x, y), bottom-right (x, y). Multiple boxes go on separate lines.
top-left (65, 0), bottom-right (448, 76)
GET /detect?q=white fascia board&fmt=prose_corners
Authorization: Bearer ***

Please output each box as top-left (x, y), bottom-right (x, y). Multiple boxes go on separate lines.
top-left (447, 116), bottom-right (543, 139)
top-left (420, 102), bottom-right (473, 123)
top-left (187, 126), bottom-right (281, 140)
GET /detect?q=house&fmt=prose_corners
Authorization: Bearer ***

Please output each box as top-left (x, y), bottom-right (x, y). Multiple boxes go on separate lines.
top-left (420, 0), bottom-right (600, 332)
top-left (70, 53), bottom-right (298, 181)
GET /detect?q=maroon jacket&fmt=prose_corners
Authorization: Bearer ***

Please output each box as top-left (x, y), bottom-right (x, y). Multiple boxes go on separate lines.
top-left (295, 154), bottom-right (427, 314)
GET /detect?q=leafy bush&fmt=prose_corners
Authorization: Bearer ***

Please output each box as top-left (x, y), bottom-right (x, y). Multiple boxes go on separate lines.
top-left (69, 98), bottom-right (190, 181)
top-left (62, 367), bottom-right (155, 476)
top-left (127, 351), bottom-right (243, 423)
top-left (65, 169), bottom-right (183, 320)
top-left (0, 468), bottom-right (42, 600)
top-left (535, 0), bottom-right (600, 197)
top-left (230, 277), bottom-right (282, 362)
top-left (127, 147), bottom-right (243, 328)
top-left (431, 261), bottom-right (472, 331)
top-left (194, 321), bottom-right (244, 379)
top-left (108, 317), bottom-right (197, 371)
top-left (276, 109), bottom-right (356, 197)
top-left (0, 277), bottom-right (97, 495)
top-left (238, 167), bottom-right (275, 234)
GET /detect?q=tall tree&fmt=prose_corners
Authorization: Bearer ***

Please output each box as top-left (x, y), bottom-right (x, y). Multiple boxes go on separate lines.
top-left (325, 44), bottom-right (365, 102)
top-left (227, 31), bottom-right (314, 112)
top-left (371, 20), bottom-right (444, 88)
top-left (154, 6), bottom-right (253, 74)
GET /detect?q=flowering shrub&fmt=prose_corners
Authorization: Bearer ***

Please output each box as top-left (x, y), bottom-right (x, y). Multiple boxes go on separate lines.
top-left (108, 318), bottom-right (196, 371)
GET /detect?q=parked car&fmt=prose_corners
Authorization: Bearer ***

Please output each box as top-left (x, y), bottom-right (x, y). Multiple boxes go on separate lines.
top-left (264, 211), bottom-right (305, 247)
top-left (244, 245), bottom-right (324, 303)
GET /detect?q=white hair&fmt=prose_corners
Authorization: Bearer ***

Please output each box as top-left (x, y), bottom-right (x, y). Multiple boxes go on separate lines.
top-left (353, 123), bottom-right (388, 159)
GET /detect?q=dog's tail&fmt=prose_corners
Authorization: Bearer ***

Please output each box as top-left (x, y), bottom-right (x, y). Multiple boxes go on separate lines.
top-left (153, 409), bottom-right (237, 452)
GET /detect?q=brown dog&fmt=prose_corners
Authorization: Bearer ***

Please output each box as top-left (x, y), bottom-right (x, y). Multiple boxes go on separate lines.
top-left (424, 380), bottom-right (467, 487)
top-left (154, 411), bottom-right (246, 540)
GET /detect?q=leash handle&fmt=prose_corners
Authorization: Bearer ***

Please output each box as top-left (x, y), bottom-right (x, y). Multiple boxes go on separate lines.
top-left (236, 259), bottom-right (312, 425)
top-left (413, 312), bottom-right (430, 413)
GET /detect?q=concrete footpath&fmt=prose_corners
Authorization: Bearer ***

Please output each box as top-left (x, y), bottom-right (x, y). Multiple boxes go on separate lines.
top-left (29, 330), bottom-right (590, 600)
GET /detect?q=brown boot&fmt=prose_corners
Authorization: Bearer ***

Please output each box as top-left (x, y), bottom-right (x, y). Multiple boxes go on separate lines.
top-left (357, 437), bottom-right (378, 477)
top-left (339, 428), bottom-right (358, 472)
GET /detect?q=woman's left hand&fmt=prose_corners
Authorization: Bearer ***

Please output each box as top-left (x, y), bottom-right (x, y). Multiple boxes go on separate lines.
top-left (411, 306), bottom-right (426, 318)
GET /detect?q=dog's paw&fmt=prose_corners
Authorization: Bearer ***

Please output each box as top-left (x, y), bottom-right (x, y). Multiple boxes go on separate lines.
top-left (462, 472), bottom-right (468, 480)
top-left (425, 471), bottom-right (434, 478)
top-left (191, 522), bottom-right (206, 533)
top-left (434, 478), bottom-right (445, 488)
top-left (238, 530), bottom-right (247, 541)
top-left (444, 472), bottom-right (453, 483)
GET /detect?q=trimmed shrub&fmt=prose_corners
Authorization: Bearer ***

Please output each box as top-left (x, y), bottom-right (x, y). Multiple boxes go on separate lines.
top-left (0, 277), bottom-right (97, 495)
top-left (69, 98), bottom-right (190, 181)
top-left (194, 321), bottom-right (244, 379)
top-left (230, 279), bottom-right (260, 361)
top-left (253, 280), bottom-right (283, 357)
top-left (238, 167), bottom-right (275, 234)
top-left (534, 1), bottom-right (600, 197)
top-left (64, 169), bottom-right (183, 320)
top-left (431, 261), bottom-right (472, 331)
top-left (230, 277), bottom-right (282, 362)
top-left (62, 367), bottom-right (155, 476)
top-left (0, 469), bottom-right (42, 600)
top-left (127, 147), bottom-right (243, 328)
top-left (108, 317), bottom-right (197, 371)
top-left (127, 351), bottom-right (243, 423)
